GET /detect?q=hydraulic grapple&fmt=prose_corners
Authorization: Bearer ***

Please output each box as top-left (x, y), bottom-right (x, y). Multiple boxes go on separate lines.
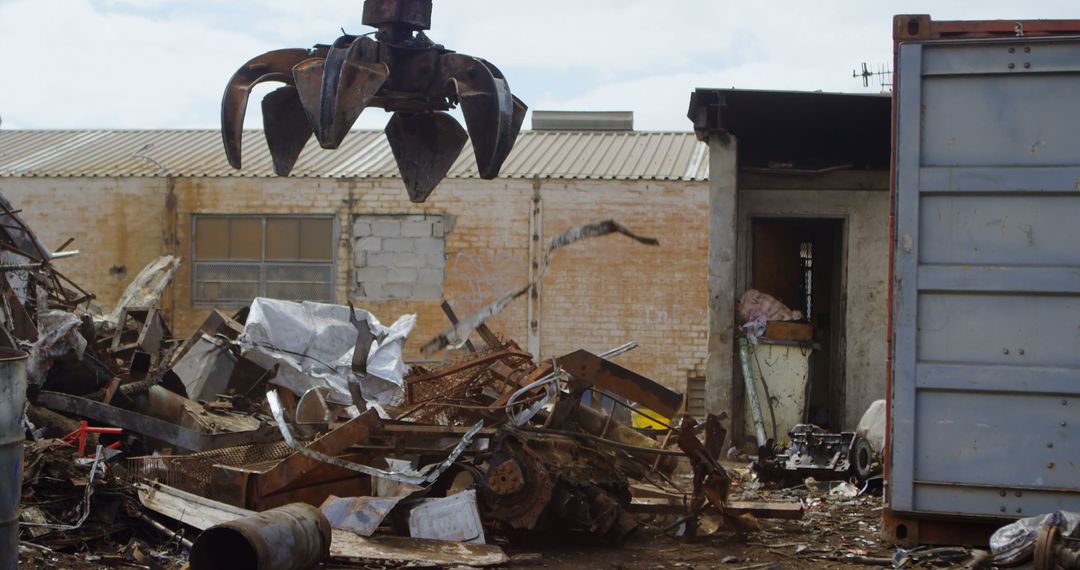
top-left (221, 0), bottom-right (527, 202)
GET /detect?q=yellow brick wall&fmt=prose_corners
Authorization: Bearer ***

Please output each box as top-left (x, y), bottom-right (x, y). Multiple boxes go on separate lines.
top-left (1, 175), bottom-right (709, 392)
top-left (0, 178), bottom-right (167, 311)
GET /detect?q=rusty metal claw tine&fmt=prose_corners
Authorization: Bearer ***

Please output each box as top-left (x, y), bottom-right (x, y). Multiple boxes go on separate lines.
top-left (221, 48), bottom-right (322, 170)
top-left (293, 58), bottom-right (326, 142)
top-left (386, 112), bottom-right (468, 203)
top-left (443, 54), bottom-right (518, 179)
top-left (329, 60), bottom-right (389, 146)
top-left (262, 86), bottom-right (314, 177)
top-left (307, 36), bottom-right (387, 149)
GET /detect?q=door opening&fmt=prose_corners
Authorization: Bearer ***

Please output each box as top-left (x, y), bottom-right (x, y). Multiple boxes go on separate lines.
top-left (750, 217), bottom-right (845, 431)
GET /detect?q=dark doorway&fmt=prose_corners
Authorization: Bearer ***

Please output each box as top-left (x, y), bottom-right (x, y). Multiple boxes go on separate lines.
top-left (750, 217), bottom-right (845, 430)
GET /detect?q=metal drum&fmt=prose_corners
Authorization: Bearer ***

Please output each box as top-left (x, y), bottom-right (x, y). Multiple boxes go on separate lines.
top-left (0, 348), bottom-right (28, 570)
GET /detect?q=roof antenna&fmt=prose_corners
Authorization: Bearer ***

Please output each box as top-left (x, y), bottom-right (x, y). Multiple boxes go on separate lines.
top-left (852, 62), bottom-right (893, 93)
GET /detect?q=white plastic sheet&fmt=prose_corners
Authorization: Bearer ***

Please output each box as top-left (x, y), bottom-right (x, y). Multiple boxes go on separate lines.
top-left (26, 310), bottom-right (86, 384)
top-left (856, 399), bottom-right (886, 453)
top-left (990, 511), bottom-right (1080, 566)
top-left (106, 255), bottom-right (180, 323)
top-left (239, 298), bottom-right (415, 406)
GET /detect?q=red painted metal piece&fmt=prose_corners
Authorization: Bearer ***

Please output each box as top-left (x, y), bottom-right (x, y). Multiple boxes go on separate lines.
top-left (58, 421), bottom-right (122, 457)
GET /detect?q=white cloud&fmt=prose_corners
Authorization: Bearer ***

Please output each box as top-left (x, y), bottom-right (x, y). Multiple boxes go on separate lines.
top-left (1, 0), bottom-right (1078, 132)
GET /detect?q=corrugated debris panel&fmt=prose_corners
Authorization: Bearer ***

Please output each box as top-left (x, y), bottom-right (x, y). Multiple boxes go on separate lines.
top-left (0, 129), bottom-right (708, 181)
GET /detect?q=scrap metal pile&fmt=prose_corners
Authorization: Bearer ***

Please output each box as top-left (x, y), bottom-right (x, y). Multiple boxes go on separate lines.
top-left (2, 193), bottom-right (807, 568)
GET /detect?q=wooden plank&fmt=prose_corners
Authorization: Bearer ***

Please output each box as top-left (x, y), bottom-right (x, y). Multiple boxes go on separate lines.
top-left (727, 500), bottom-right (804, 520)
top-left (628, 497), bottom-right (803, 520)
top-left (330, 532), bottom-right (508, 567)
top-left (762, 321), bottom-right (813, 342)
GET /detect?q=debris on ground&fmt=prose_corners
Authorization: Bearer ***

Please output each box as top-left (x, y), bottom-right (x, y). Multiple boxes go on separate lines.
top-left (0, 188), bottom-right (1004, 570)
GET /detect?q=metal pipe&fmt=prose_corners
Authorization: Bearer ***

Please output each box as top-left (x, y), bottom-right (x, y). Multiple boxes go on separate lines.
top-left (737, 336), bottom-right (768, 447)
top-left (599, 340), bottom-right (638, 359)
top-left (189, 503), bottom-right (330, 570)
top-left (0, 348), bottom-right (27, 570)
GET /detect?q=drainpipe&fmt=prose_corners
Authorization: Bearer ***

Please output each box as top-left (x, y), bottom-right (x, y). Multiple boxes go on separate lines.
top-left (526, 179), bottom-right (543, 360)
top-left (134, 145), bottom-right (178, 326)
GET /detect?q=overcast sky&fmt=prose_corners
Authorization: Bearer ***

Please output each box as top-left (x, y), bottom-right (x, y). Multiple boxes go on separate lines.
top-left (1, 0), bottom-right (1076, 131)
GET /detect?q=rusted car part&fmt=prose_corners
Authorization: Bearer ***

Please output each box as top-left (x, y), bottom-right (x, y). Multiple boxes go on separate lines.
top-left (541, 361), bottom-right (680, 477)
top-left (267, 389), bottom-right (482, 486)
top-left (556, 349), bottom-right (683, 421)
top-left (478, 427), bottom-right (638, 540)
top-left (189, 503), bottom-right (331, 570)
top-left (753, 424), bottom-right (877, 487)
top-left (221, 0), bottom-right (527, 201)
top-left (1034, 524), bottom-right (1080, 570)
top-left (35, 391), bottom-right (280, 452)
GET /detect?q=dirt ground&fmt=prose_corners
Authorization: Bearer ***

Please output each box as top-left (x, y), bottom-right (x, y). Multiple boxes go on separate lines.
top-left (19, 456), bottom-right (979, 570)
top-left (16, 491), bottom-right (892, 570)
top-left (498, 488), bottom-right (894, 570)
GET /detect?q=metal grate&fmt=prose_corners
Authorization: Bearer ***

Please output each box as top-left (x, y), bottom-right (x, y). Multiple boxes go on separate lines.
top-left (128, 441), bottom-right (296, 497)
top-left (192, 214), bottom-right (336, 304)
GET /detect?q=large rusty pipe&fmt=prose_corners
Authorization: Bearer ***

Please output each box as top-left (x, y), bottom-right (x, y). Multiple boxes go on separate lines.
top-left (189, 503), bottom-right (331, 570)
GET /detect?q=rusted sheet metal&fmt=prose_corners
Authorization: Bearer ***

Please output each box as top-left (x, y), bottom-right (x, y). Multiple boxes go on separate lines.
top-left (882, 509), bottom-right (1001, 547)
top-left (222, 0), bottom-right (526, 201)
top-left (268, 390), bottom-right (483, 487)
top-left (256, 407), bottom-right (380, 497)
top-left (556, 349), bottom-right (682, 419)
top-left (35, 391), bottom-right (280, 452)
top-left (894, 14), bottom-right (1080, 41)
top-left (189, 503), bottom-right (331, 570)
top-left (404, 347), bottom-right (532, 404)
top-left (320, 495), bottom-right (402, 538)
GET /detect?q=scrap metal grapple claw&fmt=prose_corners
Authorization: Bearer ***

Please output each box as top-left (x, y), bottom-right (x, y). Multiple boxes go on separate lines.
top-left (220, 0), bottom-right (527, 202)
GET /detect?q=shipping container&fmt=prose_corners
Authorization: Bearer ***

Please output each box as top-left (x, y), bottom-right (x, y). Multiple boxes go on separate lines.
top-left (886, 15), bottom-right (1080, 545)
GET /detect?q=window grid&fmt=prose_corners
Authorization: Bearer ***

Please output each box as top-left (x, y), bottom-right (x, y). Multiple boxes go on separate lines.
top-left (192, 215), bottom-right (335, 304)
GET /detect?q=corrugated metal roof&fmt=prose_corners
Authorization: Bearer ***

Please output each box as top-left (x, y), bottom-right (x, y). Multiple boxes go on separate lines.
top-left (0, 129), bottom-right (708, 181)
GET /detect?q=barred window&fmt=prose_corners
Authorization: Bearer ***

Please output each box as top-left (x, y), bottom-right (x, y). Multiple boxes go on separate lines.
top-left (193, 215), bottom-right (335, 304)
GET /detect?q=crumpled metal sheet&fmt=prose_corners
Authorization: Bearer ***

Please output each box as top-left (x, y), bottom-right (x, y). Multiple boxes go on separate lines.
top-left (320, 495), bottom-right (403, 538)
top-left (241, 298), bottom-right (415, 406)
top-left (25, 310), bottom-right (86, 384)
top-left (421, 220), bottom-right (658, 354)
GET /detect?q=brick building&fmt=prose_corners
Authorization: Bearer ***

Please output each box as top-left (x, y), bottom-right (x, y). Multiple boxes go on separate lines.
top-left (0, 123), bottom-right (712, 406)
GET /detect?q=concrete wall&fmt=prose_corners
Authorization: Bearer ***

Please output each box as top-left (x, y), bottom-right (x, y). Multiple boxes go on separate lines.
top-left (0, 175), bottom-right (709, 393)
top-left (737, 172), bottom-right (890, 429)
